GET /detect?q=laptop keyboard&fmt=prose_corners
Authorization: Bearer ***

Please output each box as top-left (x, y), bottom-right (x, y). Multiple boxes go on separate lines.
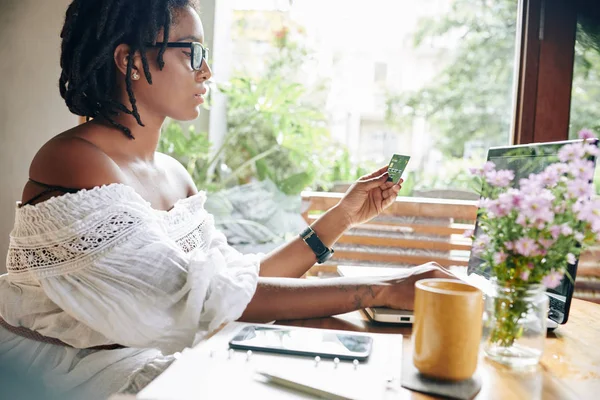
top-left (548, 295), bottom-right (563, 311)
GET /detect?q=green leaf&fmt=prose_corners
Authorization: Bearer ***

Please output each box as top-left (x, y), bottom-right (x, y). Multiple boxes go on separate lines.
top-left (279, 171), bottom-right (313, 195)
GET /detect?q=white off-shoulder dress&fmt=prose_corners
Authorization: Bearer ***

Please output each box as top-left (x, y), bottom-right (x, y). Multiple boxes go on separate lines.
top-left (0, 184), bottom-right (261, 399)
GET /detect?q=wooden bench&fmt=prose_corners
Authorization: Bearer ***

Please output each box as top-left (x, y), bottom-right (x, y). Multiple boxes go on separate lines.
top-left (301, 192), bottom-right (600, 304)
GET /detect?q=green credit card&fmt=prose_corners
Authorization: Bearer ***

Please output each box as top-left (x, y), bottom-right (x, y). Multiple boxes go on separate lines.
top-left (387, 154), bottom-right (411, 184)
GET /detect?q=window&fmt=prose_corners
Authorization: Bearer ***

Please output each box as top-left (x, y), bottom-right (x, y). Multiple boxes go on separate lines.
top-left (218, 0), bottom-right (521, 199)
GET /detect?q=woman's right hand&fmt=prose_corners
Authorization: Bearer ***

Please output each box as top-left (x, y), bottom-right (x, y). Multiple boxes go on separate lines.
top-left (376, 262), bottom-right (457, 311)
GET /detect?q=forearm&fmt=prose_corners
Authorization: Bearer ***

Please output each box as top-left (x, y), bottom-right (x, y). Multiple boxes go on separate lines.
top-left (239, 276), bottom-right (386, 323)
top-left (259, 205), bottom-right (351, 278)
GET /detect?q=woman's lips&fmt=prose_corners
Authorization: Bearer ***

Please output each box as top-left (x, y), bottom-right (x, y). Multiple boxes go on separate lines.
top-left (194, 86), bottom-right (207, 103)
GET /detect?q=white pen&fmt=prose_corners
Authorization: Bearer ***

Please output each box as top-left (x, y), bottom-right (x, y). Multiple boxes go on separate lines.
top-left (256, 370), bottom-right (354, 400)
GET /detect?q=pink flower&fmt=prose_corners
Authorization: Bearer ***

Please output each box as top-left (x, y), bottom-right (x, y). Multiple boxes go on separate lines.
top-left (479, 198), bottom-right (491, 208)
top-left (520, 192), bottom-right (555, 223)
top-left (569, 159), bottom-right (595, 181)
top-left (493, 251), bottom-right (507, 265)
top-left (498, 189), bottom-right (522, 209)
top-left (575, 199), bottom-right (600, 226)
top-left (558, 143), bottom-right (586, 163)
top-left (515, 237), bottom-right (537, 257)
top-left (504, 241), bottom-right (514, 251)
top-left (519, 175), bottom-right (543, 194)
top-left (520, 270), bottom-right (530, 281)
top-left (593, 219), bottom-right (600, 234)
top-left (527, 262), bottom-right (535, 269)
top-left (472, 234), bottom-right (490, 255)
top-left (479, 234), bottom-right (491, 245)
top-left (550, 225), bottom-right (562, 240)
top-left (578, 129), bottom-right (597, 140)
top-left (463, 229), bottom-right (474, 238)
top-left (542, 270), bottom-right (563, 289)
top-left (516, 214), bottom-right (528, 227)
top-left (483, 161), bottom-right (496, 173)
top-left (487, 198), bottom-right (512, 217)
top-left (485, 169), bottom-right (515, 188)
top-left (539, 168), bottom-right (561, 188)
top-left (567, 253), bottom-right (576, 265)
top-left (554, 204), bottom-right (566, 214)
top-left (561, 224), bottom-right (573, 236)
top-left (538, 238), bottom-right (555, 249)
top-left (469, 167), bottom-right (483, 177)
top-left (546, 163), bottom-right (569, 176)
top-left (566, 179), bottom-right (592, 199)
top-left (470, 161), bottom-right (496, 177)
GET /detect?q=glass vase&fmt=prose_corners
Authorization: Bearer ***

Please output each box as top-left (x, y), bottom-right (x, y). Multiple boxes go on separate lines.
top-left (482, 278), bottom-right (548, 368)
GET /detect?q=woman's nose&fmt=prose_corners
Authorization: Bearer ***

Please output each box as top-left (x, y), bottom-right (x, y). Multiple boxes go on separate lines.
top-left (196, 60), bottom-right (212, 82)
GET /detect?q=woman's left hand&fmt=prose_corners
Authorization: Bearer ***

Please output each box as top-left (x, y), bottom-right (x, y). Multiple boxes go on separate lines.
top-left (336, 165), bottom-right (402, 228)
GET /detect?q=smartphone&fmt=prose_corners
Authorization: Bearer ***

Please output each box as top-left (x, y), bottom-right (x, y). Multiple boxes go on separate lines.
top-left (228, 325), bottom-right (373, 361)
top-left (387, 154), bottom-right (411, 184)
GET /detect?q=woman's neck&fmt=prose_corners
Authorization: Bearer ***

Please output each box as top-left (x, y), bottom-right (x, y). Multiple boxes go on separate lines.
top-left (97, 106), bottom-right (166, 162)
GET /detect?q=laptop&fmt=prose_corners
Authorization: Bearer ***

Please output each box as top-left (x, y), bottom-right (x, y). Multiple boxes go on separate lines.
top-left (339, 139), bottom-right (598, 328)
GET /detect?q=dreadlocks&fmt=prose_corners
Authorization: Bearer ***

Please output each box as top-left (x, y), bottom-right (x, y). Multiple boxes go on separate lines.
top-left (59, 0), bottom-right (197, 138)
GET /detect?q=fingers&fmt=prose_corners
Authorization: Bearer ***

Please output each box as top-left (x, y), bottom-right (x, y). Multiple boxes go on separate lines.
top-left (379, 180), bottom-right (394, 189)
top-left (381, 180), bottom-right (403, 199)
top-left (386, 263), bottom-right (456, 285)
top-left (418, 262), bottom-right (458, 280)
top-left (360, 165), bottom-right (389, 180)
top-left (374, 179), bottom-right (402, 211)
top-left (361, 171), bottom-right (389, 189)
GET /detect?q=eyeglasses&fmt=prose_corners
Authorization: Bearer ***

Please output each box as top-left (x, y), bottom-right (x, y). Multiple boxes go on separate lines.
top-left (147, 42), bottom-right (209, 71)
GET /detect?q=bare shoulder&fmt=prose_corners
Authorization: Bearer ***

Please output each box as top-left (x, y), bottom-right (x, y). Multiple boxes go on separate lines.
top-left (155, 152), bottom-right (198, 196)
top-left (27, 136), bottom-right (125, 191)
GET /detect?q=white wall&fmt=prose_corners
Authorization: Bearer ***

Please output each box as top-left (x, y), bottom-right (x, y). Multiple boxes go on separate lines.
top-left (0, 0), bottom-right (78, 273)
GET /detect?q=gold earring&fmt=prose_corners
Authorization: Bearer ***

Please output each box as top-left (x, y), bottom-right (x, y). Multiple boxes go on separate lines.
top-left (132, 72), bottom-right (140, 80)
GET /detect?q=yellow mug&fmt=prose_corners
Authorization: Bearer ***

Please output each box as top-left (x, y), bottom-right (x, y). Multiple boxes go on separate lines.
top-left (412, 278), bottom-right (483, 381)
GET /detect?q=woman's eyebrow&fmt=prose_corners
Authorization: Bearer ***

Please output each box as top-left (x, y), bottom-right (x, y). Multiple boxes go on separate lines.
top-left (176, 35), bottom-right (203, 42)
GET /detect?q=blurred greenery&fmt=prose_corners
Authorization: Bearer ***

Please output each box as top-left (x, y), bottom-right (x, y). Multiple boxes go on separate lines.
top-left (157, 121), bottom-right (219, 191)
top-left (386, 0), bottom-right (517, 158)
top-left (219, 74), bottom-right (336, 194)
top-left (570, 25), bottom-right (600, 137)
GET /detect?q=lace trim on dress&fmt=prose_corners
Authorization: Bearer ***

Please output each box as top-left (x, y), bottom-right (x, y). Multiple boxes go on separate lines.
top-left (7, 211), bottom-right (143, 279)
top-left (175, 220), bottom-right (209, 253)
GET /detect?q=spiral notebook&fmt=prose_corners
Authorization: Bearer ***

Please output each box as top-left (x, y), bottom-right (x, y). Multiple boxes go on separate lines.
top-left (138, 322), bottom-right (404, 400)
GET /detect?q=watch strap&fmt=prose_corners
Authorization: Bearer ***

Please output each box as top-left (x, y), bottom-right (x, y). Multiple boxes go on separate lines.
top-left (299, 226), bottom-right (334, 264)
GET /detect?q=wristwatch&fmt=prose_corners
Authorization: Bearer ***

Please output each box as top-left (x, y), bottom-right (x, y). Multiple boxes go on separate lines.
top-left (299, 226), bottom-right (334, 264)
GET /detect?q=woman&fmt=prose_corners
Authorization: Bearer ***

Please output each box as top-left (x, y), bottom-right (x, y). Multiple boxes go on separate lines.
top-left (0, 1), bottom-right (451, 398)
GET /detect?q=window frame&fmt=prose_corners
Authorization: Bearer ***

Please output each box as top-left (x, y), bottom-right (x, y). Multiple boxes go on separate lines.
top-left (512, 0), bottom-right (578, 145)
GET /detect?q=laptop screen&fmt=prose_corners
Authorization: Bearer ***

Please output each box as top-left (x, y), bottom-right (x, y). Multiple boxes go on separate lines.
top-left (467, 140), bottom-right (598, 322)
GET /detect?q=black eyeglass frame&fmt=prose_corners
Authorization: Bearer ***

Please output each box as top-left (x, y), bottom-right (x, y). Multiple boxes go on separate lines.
top-left (147, 42), bottom-right (209, 71)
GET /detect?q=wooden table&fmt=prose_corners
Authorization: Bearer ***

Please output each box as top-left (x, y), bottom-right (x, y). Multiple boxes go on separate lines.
top-left (278, 298), bottom-right (600, 400)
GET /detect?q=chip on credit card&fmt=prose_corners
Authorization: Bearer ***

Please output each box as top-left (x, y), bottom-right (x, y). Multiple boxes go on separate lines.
top-left (387, 154), bottom-right (410, 184)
